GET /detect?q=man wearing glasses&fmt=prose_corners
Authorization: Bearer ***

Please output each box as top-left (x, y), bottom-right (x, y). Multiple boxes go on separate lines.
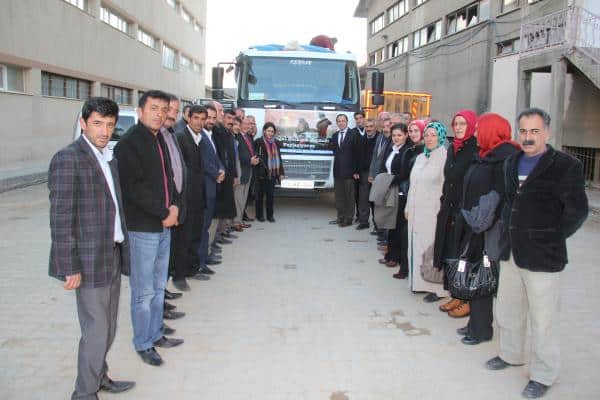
top-left (486, 108), bottom-right (588, 399)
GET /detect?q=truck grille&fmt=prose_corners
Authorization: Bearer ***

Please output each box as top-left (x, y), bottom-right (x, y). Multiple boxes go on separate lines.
top-left (282, 159), bottom-right (332, 180)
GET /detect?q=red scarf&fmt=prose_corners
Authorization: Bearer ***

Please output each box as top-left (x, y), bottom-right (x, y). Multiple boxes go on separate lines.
top-left (451, 109), bottom-right (477, 154)
top-left (477, 113), bottom-right (521, 158)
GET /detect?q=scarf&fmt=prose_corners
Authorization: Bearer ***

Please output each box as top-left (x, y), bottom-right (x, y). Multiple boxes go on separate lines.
top-left (423, 122), bottom-right (448, 158)
top-left (451, 109), bottom-right (477, 154)
top-left (408, 119), bottom-right (426, 142)
top-left (264, 137), bottom-right (280, 177)
top-left (477, 113), bottom-right (521, 158)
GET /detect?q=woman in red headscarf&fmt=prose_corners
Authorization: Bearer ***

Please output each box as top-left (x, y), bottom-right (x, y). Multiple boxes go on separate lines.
top-left (453, 113), bottom-right (520, 344)
top-left (432, 110), bottom-right (479, 310)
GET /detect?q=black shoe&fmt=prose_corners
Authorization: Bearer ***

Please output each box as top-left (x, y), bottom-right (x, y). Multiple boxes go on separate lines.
top-left (137, 347), bottom-right (163, 366)
top-left (199, 265), bottom-right (215, 275)
top-left (370, 229), bottom-right (379, 236)
top-left (164, 289), bottom-right (182, 300)
top-left (163, 309), bottom-right (185, 320)
top-left (208, 253), bottom-right (222, 260)
top-left (222, 232), bottom-right (238, 239)
top-left (172, 279), bottom-right (190, 292)
top-left (485, 356), bottom-right (524, 370)
top-left (211, 245), bottom-right (222, 253)
top-left (154, 335), bottom-right (184, 348)
top-left (456, 326), bottom-right (468, 336)
top-left (338, 221), bottom-right (352, 227)
top-left (461, 335), bottom-right (491, 345)
top-left (243, 215), bottom-right (255, 222)
top-left (206, 257), bottom-right (222, 265)
top-left (257, 216), bottom-right (265, 222)
top-left (392, 271), bottom-right (407, 279)
top-left (164, 301), bottom-right (176, 311)
top-left (100, 378), bottom-right (135, 393)
top-left (423, 293), bottom-right (442, 303)
top-left (522, 381), bottom-right (549, 398)
top-left (191, 272), bottom-right (210, 281)
top-left (267, 217), bottom-right (275, 223)
top-left (162, 323), bottom-right (175, 335)
top-left (356, 223), bottom-right (369, 230)
top-left (217, 237), bottom-right (232, 245)
top-left (329, 219), bottom-right (340, 225)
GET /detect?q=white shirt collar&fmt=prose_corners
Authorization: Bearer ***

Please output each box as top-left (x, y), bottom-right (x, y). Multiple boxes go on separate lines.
top-left (82, 134), bottom-right (112, 162)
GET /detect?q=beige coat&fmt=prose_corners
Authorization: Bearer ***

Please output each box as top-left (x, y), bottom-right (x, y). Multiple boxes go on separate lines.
top-left (406, 146), bottom-right (449, 296)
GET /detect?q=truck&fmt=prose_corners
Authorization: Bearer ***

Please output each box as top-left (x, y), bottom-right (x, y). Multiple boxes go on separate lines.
top-left (221, 41), bottom-right (363, 191)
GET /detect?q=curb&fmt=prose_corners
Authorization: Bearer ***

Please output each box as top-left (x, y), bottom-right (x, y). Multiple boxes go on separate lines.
top-left (0, 172), bottom-right (47, 194)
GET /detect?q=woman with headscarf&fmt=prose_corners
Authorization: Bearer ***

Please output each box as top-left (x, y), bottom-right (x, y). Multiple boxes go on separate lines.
top-left (407, 119), bottom-right (426, 160)
top-left (455, 113), bottom-right (520, 345)
top-left (254, 122), bottom-right (285, 222)
top-left (405, 122), bottom-right (449, 299)
top-left (434, 109), bottom-right (479, 310)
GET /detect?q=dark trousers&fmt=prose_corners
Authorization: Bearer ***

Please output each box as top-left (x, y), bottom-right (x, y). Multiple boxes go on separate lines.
top-left (256, 176), bottom-right (276, 219)
top-left (334, 177), bottom-right (356, 223)
top-left (357, 171), bottom-right (371, 225)
top-left (72, 247), bottom-right (121, 400)
top-left (385, 197), bottom-right (408, 274)
top-left (171, 208), bottom-right (203, 280)
top-left (199, 194), bottom-right (216, 267)
top-left (467, 294), bottom-right (494, 340)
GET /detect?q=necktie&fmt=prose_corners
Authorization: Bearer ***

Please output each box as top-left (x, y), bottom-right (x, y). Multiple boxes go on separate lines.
top-left (339, 130), bottom-right (345, 147)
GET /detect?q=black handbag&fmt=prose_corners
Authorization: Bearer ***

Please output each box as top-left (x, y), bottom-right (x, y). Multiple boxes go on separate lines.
top-left (446, 241), bottom-right (499, 301)
top-left (254, 145), bottom-right (268, 180)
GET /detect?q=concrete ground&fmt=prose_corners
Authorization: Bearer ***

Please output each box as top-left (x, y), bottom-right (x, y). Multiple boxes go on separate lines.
top-left (0, 184), bottom-right (598, 400)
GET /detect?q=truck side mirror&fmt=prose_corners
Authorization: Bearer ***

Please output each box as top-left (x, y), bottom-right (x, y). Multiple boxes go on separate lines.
top-left (212, 67), bottom-right (224, 100)
top-left (371, 71), bottom-right (384, 106)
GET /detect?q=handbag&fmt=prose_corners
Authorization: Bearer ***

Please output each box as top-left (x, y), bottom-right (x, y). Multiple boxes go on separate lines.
top-left (254, 145), bottom-right (268, 180)
top-left (420, 245), bottom-right (444, 283)
top-left (446, 239), bottom-right (499, 300)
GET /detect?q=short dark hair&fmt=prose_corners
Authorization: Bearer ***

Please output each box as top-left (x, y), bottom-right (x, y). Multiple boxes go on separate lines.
top-left (166, 93), bottom-right (179, 103)
top-left (81, 97), bottom-right (119, 122)
top-left (138, 89), bottom-right (170, 108)
top-left (224, 109), bottom-right (236, 117)
top-left (182, 104), bottom-right (192, 113)
top-left (263, 121), bottom-right (277, 133)
top-left (391, 123), bottom-right (408, 133)
top-left (233, 116), bottom-right (242, 124)
top-left (354, 110), bottom-right (365, 118)
top-left (188, 105), bottom-right (207, 118)
top-left (205, 104), bottom-right (217, 114)
top-left (336, 114), bottom-right (348, 122)
top-left (517, 107), bottom-right (551, 128)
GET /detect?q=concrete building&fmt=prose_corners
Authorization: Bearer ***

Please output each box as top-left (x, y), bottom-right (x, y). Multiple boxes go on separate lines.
top-left (0, 0), bottom-right (206, 181)
top-left (355, 0), bottom-right (600, 183)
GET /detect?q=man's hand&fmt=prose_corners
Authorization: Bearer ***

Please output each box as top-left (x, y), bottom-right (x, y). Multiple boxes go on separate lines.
top-left (353, 173), bottom-right (360, 180)
top-left (217, 170), bottom-right (225, 183)
top-left (404, 211), bottom-right (409, 220)
top-left (368, 176), bottom-right (374, 183)
top-left (162, 205), bottom-right (179, 227)
top-left (250, 156), bottom-right (259, 166)
top-left (64, 273), bottom-right (81, 290)
top-left (233, 177), bottom-right (240, 187)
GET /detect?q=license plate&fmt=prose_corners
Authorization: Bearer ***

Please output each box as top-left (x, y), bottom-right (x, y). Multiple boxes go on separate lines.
top-left (281, 179), bottom-right (314, 189)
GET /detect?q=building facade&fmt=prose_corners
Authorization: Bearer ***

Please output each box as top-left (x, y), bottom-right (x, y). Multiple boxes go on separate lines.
top-left (0, 0), bottom-right (206, 175)
top-left (355, 0), bottom-right (600, 181)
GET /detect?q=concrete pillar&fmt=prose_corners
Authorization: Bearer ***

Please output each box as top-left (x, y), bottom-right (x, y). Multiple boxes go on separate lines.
top-left (515, 62), bottom-right (531, 139)
top-left (549, 57), bottom-right (567, 150)
top-left (24, 67), bottom-right (41, 96)
top-left (92, 81), bottom-right (102, 97)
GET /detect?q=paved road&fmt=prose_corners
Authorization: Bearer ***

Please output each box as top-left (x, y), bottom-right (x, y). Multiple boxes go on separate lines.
top-left (0, 184), bottom-right (598, 400)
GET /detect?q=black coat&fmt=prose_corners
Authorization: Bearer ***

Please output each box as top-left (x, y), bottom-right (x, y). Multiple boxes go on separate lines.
top-left (175, 127), bottom-right (206, 215)
top-left (379, 142), bottom-right (414, 193)
top-left (212, 124), bottom-right (237, 219)
top-left (114, 122), bottom-right (180, 232)
top-left (254, 137), bottom-right (285, 180)
top-left (503, 145), bottom-right (588, 272)
top-left (458, 143), bottom-right (520, 262)
top-left (359, 132), bottom-right (379, 172)
top-left (236, 133), bottom-right (254, 184)
top-left (330, 129), bottom-right (361, 179)
top-left (433, 136), bottom-right (478, 268)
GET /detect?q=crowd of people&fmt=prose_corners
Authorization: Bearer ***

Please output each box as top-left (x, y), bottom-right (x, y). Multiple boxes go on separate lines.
top-left (48, 90), bottom-right (588, 399)
top-left (328, 107), bottom-right (588, 399)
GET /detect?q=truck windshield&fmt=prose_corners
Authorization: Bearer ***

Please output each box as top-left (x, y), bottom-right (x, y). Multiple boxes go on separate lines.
top-left (239, 57), bottom-right (360, 107)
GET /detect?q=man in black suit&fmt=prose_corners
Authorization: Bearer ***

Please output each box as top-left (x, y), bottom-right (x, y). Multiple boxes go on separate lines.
top-left (233, 117), bottom-right (259, 230)
top-left (356, 118), bottom-right (379, 230)
top-left (49, 97), bottom-right (135, 398)
top-left (330, 114), bottom-right (361, 227)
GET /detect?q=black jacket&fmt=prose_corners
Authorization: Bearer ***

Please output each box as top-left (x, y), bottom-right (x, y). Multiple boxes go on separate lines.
top-left (379, 142), bottom-right (414, 194)
top-left (434, 136), bottom-right (478, 268)
top-left (330, 129), bottom-right (361, 178)
top-left (176, 127), bottom-right (206, 214)
top-left (236, 133), bottom-right (254, 184)
top-left (213, 124), bottom-right (237, 219)
top-left (114, 122), bottom-right (179, 232)
top-left (503, 145), bottom-right (588, 272)
top-left (359, 132), bottom-right (379, 172)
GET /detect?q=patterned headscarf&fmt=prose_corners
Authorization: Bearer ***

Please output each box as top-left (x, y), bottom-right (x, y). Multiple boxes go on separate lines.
top-left (423, 121), bottom-right (447, 158)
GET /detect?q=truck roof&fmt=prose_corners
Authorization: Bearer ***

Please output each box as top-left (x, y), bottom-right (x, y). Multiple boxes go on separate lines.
top-left (240, 44), bottom-right (357, 62)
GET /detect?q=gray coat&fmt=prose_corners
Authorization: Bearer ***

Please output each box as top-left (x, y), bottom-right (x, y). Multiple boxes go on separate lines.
top-left (369, 172), bottom-right (398, 229)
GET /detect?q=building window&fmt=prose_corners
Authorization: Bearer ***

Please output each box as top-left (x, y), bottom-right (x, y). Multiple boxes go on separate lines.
top-left (370, 13), bottom-right (385, 35)
top-left (137, 28), bottom-right (157, 49)
top-left (413, 20), bottom-right (442, 49)
top-left (447, 1), bottom-right (490, 35)
top-left (387, 1), bottom-right (408, 24)
top-left (162, 43), bottom-right (177, 70)
top-left (387, 36), bottom-right (409, 58)
top-left (0, 64), bottom-right (23, 92)
top-left (501, 0), bottom-right (519, 12)
top-left (415, 0), bottom-right (429, 6)
top-left (193, 21), bottom-right (203, 33)
top-left (0, 65), bottom-right (6, 91)
top-left (180, 7), bottom-right (191, 23)
top-left (180, 54), bottom-right (192, 70)
top-left (42, 71), bottom-right (91, 99)
top-left (63, 0), bottom-right (86, 10)
top-left (166, 0), bottom-right (176, 9)
top-left (497, 38), bottom-right (520, 55)
top-left (101, 84), bottom-right (132, 105)
top-left (100, 6), bottom-right (129, 34)
top-left (369, 48), bottom-right (387, 65)
top-left (193, 62), bottom-right (202, 74)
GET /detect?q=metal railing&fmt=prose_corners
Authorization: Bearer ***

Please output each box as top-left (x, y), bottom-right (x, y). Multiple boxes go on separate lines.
top-left (520, 6), bottom-right (600, 61)
top-left (564, 146), bottom-right (600, 183)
